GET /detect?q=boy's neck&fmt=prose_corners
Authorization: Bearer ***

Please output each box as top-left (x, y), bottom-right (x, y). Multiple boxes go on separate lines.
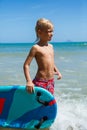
top-left (38, 40), bottom-right (49, 46)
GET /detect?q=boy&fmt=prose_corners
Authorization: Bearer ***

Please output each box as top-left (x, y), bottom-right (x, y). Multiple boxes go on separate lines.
top-left (23, 18), bottom-right (62, 94)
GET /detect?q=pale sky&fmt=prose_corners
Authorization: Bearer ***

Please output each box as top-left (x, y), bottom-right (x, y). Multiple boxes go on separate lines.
top-left (0, 0), bottom-right (87, 43)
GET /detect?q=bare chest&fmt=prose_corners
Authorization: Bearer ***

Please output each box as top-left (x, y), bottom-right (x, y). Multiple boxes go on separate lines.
top-left (37, 46), bottom-right (54, 58)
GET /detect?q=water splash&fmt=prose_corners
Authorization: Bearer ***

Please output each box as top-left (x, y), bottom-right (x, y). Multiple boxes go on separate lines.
top-left (51, 95), bottom-right (87, 130)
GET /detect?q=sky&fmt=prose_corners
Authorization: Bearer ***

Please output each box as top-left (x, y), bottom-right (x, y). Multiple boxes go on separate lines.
top-left (0, 0), bottom-right (87, 43)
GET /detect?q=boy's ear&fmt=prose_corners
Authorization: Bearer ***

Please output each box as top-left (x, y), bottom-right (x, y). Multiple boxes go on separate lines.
top-left (37, 29), bottom-right (42, 36)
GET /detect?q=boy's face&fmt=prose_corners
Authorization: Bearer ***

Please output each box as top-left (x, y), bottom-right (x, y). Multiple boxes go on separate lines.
top-left (38, 27), bottom-right (54, 42)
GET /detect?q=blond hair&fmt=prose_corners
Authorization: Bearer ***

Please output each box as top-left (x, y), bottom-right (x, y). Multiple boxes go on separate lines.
top-left (35, 18), bottom-right (53, 41)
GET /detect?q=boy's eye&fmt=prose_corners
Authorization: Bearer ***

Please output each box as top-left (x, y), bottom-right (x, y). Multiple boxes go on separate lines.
top-left (46, 30), bottom-right (53, 33)
top-left (48, 30), bottom-right (53, 33)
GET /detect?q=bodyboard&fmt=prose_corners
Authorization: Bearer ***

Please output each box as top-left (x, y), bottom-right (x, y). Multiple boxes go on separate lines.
top-left (0, 85), bottom-right (57, 129)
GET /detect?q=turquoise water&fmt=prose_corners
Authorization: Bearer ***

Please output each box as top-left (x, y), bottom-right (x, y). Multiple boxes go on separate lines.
top-left (0, 42), bottom-right (87, 130)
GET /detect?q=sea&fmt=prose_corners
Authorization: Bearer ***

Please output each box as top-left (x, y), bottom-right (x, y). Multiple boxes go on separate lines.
top-left (0, 42), bottom-right (87, 130)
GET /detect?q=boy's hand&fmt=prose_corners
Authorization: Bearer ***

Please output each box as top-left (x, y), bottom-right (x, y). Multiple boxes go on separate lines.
top-left (54, 72), bottom-right (62, 80)
top-left (57, 72), bottom-right (62, 80)
top-left (26, 81), bottom-right (34, 93)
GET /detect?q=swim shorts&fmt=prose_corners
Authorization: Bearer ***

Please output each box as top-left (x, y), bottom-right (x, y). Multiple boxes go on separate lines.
top-left (33, 78), bottom-right (54, 94)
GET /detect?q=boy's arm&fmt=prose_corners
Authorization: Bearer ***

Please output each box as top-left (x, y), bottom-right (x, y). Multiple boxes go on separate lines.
top-left (54, 65), bottom-right (62, 80)
top-left (23, 46), bottom-right (36, 93)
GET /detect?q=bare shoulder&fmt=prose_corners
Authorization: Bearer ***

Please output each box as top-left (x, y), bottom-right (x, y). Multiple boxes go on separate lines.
top-left (28, 44), bottom-right (39, 57)
top-left (48, 43), bottom-right (53, 47)
top-left (48, 43), bottom-right (54, 49)
top-left (30, 44), bottom-right (38, 52)
top-left (32, 44), bottom-right (40, 50)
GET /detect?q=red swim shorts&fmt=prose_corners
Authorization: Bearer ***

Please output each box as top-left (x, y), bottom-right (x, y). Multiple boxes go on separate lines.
top-left (33, 78), bottom-right (54, 94)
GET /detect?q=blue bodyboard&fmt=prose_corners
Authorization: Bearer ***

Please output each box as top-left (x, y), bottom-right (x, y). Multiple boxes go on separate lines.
top-left (0, 86), bottom-right (57, 129)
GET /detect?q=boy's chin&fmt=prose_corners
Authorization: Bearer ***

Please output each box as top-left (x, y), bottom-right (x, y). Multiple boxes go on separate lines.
top-left (48, 38), bottom-right (52, 41)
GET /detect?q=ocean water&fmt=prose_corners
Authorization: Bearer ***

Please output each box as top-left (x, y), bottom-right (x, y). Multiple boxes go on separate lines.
top-left (0, 42), bottom-right (87, 130)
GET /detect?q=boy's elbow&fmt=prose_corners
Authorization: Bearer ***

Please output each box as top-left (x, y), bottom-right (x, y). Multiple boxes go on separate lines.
top-left (23, 62), bottom-right (28, 70)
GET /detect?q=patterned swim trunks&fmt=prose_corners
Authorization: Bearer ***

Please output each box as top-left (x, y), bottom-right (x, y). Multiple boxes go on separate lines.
top-left (33, 78), bottom-right (54, 94)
